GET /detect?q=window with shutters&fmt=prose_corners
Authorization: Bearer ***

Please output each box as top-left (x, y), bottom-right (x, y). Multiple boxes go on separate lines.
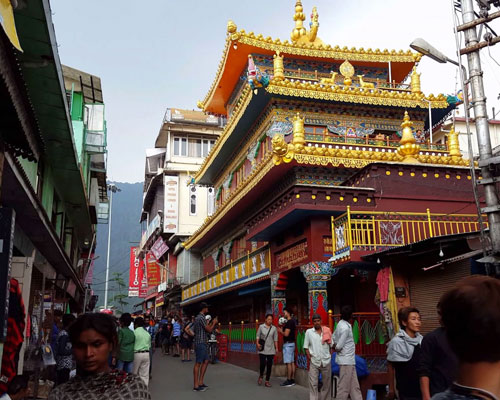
top-left (189, 185), bottom-right (197, 215)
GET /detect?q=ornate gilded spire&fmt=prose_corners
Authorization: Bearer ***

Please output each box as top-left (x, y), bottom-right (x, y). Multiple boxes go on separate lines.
top-left (290, 1), bottom-right (323, 44)
top-left (291, 1), bottom-right (307, 42)
top-left (447, 125), bottom-right (462, 158)
top-left (397, 111), bottom-right (420, 163)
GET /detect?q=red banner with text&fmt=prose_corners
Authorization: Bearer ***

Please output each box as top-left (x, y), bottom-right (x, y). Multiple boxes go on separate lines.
top-left (128, 247), bottom-right (140, 297)
top-left (146, 253), bottom-right (161, 286)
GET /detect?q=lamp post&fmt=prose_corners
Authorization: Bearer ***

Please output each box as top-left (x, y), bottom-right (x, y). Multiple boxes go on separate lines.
top-left (104, 183), bottom-right (121, 310)
top-left (411, 31), bottom-right (500, 263)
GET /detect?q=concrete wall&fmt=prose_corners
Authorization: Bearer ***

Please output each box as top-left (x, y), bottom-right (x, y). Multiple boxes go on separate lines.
top-left (177, 171), bottom-right (210, 236)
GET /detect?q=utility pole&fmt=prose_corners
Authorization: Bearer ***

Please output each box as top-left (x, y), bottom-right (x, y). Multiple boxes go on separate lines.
top-left (104, 183), bottom-right (121, 309)
top-left (460, 0), bottom-right (500, 260)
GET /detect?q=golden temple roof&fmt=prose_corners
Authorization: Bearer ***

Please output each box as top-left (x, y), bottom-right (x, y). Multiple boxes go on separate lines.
top-left (199, 2), bottom-right (422, 115)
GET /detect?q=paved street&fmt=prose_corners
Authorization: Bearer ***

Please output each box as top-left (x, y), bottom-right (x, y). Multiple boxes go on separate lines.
top-left (149, 352), bottom-right (308, 400)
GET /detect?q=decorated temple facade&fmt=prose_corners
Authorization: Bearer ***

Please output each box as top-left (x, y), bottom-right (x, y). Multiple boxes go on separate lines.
top-left (180, 0), bottom-right (483, 381)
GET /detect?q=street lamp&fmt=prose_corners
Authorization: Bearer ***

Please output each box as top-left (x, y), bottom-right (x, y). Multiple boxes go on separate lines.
top-left (410, 35), bottom-right (498, 265)
top-left (104, 183), bottom-right (121, 310)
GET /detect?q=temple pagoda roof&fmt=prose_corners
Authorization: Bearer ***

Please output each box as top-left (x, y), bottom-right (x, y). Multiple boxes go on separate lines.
top-left (198, 1), bottom-right (422, 115)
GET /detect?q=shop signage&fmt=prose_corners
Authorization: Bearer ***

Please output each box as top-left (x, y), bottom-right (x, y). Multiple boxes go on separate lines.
top-left (275, 241), bottom-right (308, 271)
top-left (151, 237), bottom-right (169, 260)
top-left (164, 176), bottom-right (179, 233)
top-left (156, 292), bottom-right (164, 307)
top-left (146, 254), bottom-right (161, 286)
top-left (128, 247), bottom-right (144, 297)
top-left (0, 208), bottom-right (15, 340)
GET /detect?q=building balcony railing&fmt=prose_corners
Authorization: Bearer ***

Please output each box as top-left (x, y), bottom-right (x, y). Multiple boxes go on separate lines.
top-left (85, 130), bottom-right (107, 154)
top-left (331, 207), bottom-right (486, 262)
top-left (305, 133), bottom-right (448, 152)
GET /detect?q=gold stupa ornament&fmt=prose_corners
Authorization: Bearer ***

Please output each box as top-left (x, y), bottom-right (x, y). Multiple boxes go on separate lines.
top-left (447, 125), bottom-right (462, 158)
top-left (290, 1), bottom-right (323, 45)
top-left (340, 60), bottom-right (355, 86)
top-left (397, 111), bottom-right (420, 163)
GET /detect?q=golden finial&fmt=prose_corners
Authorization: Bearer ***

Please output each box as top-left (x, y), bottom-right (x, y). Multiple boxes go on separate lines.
top-left (397, 111), bottom-right (420, 163)
top-left (291, 1), bottom-right (307, 42)
top-left (227, 20), bottom-right (237, 34)
top-left (196, 100), bottom-right (204, 110)
top-left (410, 66), bottom-right (422, 95)
top-left (447, 125), bottom-right (462, 158)
top-left (292, 113), bottom-right (306, 148)
top-left (273, 51), bottom-right (284, 81)
top-left (340, 60), bottom-right (355, 86)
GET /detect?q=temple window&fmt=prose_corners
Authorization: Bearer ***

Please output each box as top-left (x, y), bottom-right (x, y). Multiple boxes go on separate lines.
top-left (189, 185), bottom-right (197, 215)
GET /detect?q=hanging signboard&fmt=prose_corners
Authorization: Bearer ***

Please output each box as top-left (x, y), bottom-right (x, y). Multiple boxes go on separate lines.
top-left (164, 176), bottom-right (179, 234)
top-left (128, 247), bottom-right (141, 297)
top-left (151, 237), bottom-right (169, 260)
top-left (146, 253), bottom-right (161, 286)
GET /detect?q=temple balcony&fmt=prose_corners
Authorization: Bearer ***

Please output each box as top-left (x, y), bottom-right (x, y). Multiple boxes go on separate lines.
top-left (330, 207), bottom-right (487, 265)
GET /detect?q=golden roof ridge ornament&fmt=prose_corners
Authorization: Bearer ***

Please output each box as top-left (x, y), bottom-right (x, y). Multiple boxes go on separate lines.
top-left (447, 125), bottom-right (462, 159)
top-left (291, 1), bottom-right (323, 45)
top-left (397, 111), bottom-right (420, 163)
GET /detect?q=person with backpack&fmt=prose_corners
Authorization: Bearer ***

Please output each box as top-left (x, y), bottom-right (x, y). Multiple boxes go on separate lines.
top-left (180, 317), bottom-right (194, 362)
top-left (256, 314), bottom-right (278, 387)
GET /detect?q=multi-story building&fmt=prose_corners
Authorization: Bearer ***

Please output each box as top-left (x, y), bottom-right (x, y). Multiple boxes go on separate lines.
top-left (136, 108), bottom-right (223, 315)
top-left (177, 0), bottom-right (488, 389)
top-left (0, 0), bottom-right (107, 381)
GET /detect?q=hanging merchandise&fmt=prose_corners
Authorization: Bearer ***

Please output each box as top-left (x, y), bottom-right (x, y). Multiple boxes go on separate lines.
top-left (0, 278), bottom-right (26, 393)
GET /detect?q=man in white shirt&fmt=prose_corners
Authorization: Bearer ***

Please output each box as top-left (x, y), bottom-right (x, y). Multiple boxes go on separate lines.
top-left (303, 313), bottom-right (333, 400)
top-left (333, 305), bottom-right (362, 400)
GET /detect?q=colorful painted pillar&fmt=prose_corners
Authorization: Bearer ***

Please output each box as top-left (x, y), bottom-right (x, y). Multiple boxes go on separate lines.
top-left (271, 273), bottom-right (288, 325)
top-left (301, 262), bottom-right (338, 323)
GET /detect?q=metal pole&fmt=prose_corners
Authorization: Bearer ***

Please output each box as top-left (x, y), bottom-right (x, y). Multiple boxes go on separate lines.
top-left (451, 0), bottom-right (488, 256)
top-left (428, 100), bottom-right (433, 146)
top-left (461, 0), bottom-right (500, 256)
top-left (104, 186), bottom-right (113, 309)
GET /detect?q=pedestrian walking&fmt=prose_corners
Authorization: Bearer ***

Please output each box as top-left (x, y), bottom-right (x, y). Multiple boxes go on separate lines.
top-left (133, 317), bottom-right (152, 387)
top-left (333, 306), bottom-right (362, 400)
top-left (387, 306), bottom-right (423, 400)
top-left (115, 313), bottom-right (135, 373)
top-left (144, 316), bottom-right (157, 379)
top-left (172, 315), bottom-right (182, 357)
top-left (192, 302), bottom-right (218, 392)
top-left (277, 307), bottom-right (296, 387)
top-left (55, 314), bottom-right (76, 386)
top-left (432, 276), bottom-right (500, 400)
top-left (418, 304), bottom-right (458, 400)
top-left (48, 313), bottom-right (150, 400)
top-left (160, 322), bottom-right (173, 355)
top-left (304, 313), bottom-right (333, 400)
top-left (181, 317), bottom-right (194, 362)
top-left (256, 314), bottom-right (278, 387)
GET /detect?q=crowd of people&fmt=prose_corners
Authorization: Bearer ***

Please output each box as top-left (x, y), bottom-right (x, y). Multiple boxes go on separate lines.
top-left (0, 275), bottom-right (498, 400)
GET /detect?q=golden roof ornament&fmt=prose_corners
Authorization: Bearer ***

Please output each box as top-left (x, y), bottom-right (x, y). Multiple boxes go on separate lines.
top-left (340, 60), bottom-right (355, 86)
top-left (227, 20), bottom-right (237, 34)
top-left (410, 66), bottom-right (422, 95)
top-left (447, 125), bottom-right (462, 158)
top-left (397, 111), bottom-right (420, 163)
top-left (292, 112), bottom-right (306, 149)
top-left (290, 1), bottom-right (323, 45)
top-left (273, 51), bottom-right (285, 82)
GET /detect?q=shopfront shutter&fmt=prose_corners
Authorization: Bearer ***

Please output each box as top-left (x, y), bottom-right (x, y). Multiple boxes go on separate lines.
top-left (408, 259), bottom-right (470, 334)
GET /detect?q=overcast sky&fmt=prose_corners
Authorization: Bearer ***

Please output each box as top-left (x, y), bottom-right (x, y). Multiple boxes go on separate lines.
top-left (51, 0), bottom-right (500, 183)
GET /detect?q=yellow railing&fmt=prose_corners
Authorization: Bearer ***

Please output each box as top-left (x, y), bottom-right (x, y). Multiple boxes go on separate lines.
top-left (332, 207), bottom-right (486, 255)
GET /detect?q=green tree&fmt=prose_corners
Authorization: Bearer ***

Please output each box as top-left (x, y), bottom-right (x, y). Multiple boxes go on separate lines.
top-left (111, 271), bottom-right (128, 313)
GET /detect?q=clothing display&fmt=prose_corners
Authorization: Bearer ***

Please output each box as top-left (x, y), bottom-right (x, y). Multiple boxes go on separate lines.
top-left (48, 370), bottom-right (150, 400)
top-left (0, 278), bottom-right (26, 393)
